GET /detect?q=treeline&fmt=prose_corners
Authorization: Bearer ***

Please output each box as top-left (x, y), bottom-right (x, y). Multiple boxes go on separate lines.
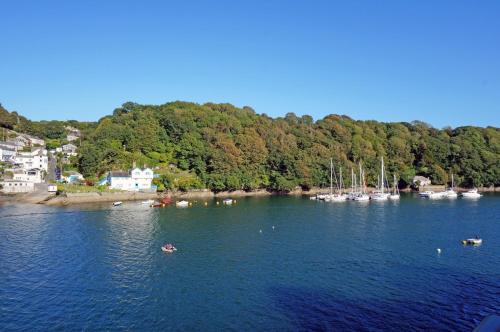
top-left (72, 101), bottom-right (499, 191)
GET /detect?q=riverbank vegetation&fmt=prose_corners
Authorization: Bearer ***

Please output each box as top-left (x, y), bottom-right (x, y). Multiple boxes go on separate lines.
top-left (2, 101), bottom-right (499, 191)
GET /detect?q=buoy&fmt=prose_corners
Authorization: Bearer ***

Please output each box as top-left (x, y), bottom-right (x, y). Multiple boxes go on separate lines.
top-left (259, 229), bottom-right (262, 233)
top-left (437, 248), bottom-right (442, 254)
top-left (234, 200), bottom-right (237, 203)
top-left (272, 226), bottom-right (275, 230)
top-left (204, 202), bottom-right (208, 206)
top-left (216, 202), bottom-right (219, 205)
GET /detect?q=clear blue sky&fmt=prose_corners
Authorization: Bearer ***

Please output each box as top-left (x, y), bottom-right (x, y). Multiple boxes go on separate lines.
top-left (1, 0), bottom-right (499, 127)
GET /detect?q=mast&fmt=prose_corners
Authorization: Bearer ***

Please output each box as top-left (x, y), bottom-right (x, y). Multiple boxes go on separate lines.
top-left (359, 162), bottom-right (362, 194)
top-left (451, 173), bottom-right (454, 189)
top-left (339, 167), bottom-right (343, 194)
top-left (381, 157), bottom-right (385, 194)
top-left (330, 158), bottom-right (333, 195)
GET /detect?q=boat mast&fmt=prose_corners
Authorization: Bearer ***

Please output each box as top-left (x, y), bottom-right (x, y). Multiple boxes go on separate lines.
top-left (330, 158), bottom-right (333, 195)
top-left (381, 157), bottom-right (385, 194)
top-left (339, 167), bottom-right (343, 194)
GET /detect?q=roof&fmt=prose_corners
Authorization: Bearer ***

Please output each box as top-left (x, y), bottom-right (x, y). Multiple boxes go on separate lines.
top-left (109, 171), bottom-right (130, 177)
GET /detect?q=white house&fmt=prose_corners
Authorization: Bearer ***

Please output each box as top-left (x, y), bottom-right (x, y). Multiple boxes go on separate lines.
top-left (107, 168), bottom-right (154, 191)
top-left (1, 147), bottom-right (16, 163)
top-left (14, 148), bottom-right (48, 172)
top-left (11, 168), bottom-right (44, 183)
top-left (62, 144), bottom-right (77, 156)
top-left (0, 180), bottom-right (35, 193)
top-left (67, 134), bottom-right (79, 142)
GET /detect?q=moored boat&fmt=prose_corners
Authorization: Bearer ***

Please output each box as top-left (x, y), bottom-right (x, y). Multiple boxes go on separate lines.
top-left (113, 201), bottom-right (123, 206)
top-left (141, 199), bottom-right (155, 205)
top-left (462, 238), bottom-right (482, 246)
top-left (223, 198), bottom-right (233, 205)
top-left (462, 188), bottom-right (482, 199)
top-left (161, 243), bottom-right (177, 253)
top-left (176, 200), bottom-right (189, 207)
top-left (389, 174), bottom-right (400, 200)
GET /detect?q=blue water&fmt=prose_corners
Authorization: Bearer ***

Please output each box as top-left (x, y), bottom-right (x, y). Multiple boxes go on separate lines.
top-left (0, 194), bottom-right (499, 331)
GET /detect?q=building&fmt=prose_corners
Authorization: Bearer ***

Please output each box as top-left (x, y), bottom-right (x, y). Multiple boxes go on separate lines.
top-left (23, 134), bottom-right (45, 146)
top-left (62, 144), bottom-right (77, 156)
top-left (14, 148), bottom-right (48, 172)
top-left (413, 176), bottom-right (431, 187)
top-left (67, 134), bottom-right (79, 142)
top-left (11, 168), bottom-right (44, 183)
top-left (0, 180), bottom-right (35, 193)
top-left (0, 146), bottom-right (16, 162)
top-left (107, 168), bottom-right (154, 191)
top-left (7, 136), bottom-right (27, 148)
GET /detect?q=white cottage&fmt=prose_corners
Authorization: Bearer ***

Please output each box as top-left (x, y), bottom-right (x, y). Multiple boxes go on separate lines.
top-left (107, 168), bottom-right (154, 191)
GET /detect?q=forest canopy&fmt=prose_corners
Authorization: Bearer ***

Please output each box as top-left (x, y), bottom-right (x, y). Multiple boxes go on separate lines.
top-left (1, 101), bottom-right (499, 191)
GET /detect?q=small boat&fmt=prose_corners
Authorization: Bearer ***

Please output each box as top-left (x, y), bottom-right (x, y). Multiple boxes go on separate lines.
top-left (176, 200), bottom-right (189, 207)
top-left (161, 243), bottom-right (177, 253)
top-left (222, 198), bottom-right (233, 205)
top-left (462, 188), bottom-right (482, 199)
top-left (113, 201), bottom-right (123, 206)
top-left (444, 173), bottom-right (458, 198)
top-left (389, 174), bottom-right (400, 200)
top-left (141, 199), bottom-right (155, 205)
top-left (160, 196), bottom-right (173, 205)
top-left (419, 191), bottom-right (434, 198)
top-left (462, 238), bottom-right (482, 246)
top-left (428, 191), bottom-right (446, 199)
top-left (309, 196), bottom-right (317, 200)
top-left (150, 203), bottom-right (166, 208)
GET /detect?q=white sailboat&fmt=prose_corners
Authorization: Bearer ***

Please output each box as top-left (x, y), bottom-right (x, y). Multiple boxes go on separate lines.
top-left (389, 174), bottom-right (400, 200)
top-left (444, 173), bottom-right (458, 198)
top-left (354, 162), bottom-right (370, 201)
top-left (330, 166), bottom-right (348, 201)
top-left (371, 157), bottom-right (390, 201)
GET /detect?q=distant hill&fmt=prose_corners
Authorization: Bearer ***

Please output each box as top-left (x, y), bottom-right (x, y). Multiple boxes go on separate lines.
top-left (2, 101), bottom-right (499, 190)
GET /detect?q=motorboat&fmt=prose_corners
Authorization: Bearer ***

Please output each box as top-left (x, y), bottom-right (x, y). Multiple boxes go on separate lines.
top-left (113, 201), bottom-right (123, 206)
top-left (429, 191), bottom-right (446, 199)
top-left (462, 238), bottom-right (482, 246)
top-left (161, 244), bottom-right (177, 253)
top-left (462, 188), bottom-right (482, 199)
top-left (389, 194), bottom-right (400, 200)
top-left (176, 200), bottom-right (189, 207)
top-left (141, 199), bottom-right (155, 205)
top-left (223, 198), bottom-right (233, 205)
top-left (419, 191), bottom-right (434, 198)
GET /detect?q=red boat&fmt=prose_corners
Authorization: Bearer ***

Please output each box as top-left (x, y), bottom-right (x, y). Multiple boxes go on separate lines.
top-left (161, 244), bottom-right (177, 253)
top-left (160, 196), bottom-right (172, 205)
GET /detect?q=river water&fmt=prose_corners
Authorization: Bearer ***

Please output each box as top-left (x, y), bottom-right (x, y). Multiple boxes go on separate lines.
top-left (1, 194), bottom-right (499, 331)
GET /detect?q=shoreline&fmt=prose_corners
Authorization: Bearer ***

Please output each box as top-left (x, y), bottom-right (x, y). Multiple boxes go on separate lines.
top-left (1, 186), bottom-right (498, 206)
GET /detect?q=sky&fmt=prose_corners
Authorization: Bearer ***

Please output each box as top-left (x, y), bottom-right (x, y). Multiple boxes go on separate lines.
top-left (1, 0), bottom-right (499, 128)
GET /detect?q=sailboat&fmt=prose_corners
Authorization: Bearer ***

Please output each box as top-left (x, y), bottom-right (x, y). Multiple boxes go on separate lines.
top-left (389, 174), bottom-right (400, 200)
top-left (444, 173), bottom-right (458, 198)
top-left (370, 157), bottom-right (390, 201)
top-left (330, 166), bottom-right (348, 201)
top-left (354, 162), bottom-right (370, 201)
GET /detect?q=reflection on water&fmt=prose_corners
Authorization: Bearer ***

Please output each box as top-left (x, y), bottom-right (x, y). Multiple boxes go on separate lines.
top-left (0, 194), bottom-right (499, 330)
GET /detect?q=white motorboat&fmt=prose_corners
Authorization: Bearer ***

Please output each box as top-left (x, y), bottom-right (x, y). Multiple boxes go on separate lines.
top-left (462, 238), bottom-right (482, 246)
top-left (113, 201), bottom-right (123, 206)
top-left (176, 200), bottom-right (189, 207)
top-left (419, 191), bottom-right (434, 198)
top-left (223, 198), bottom-right (233, 205)
top-left (141, 199), bottom-right (155, 205)
top-left (462, 188), bottom-right (481, 199)
top-left (429, 191), bottom-right (446, 199)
